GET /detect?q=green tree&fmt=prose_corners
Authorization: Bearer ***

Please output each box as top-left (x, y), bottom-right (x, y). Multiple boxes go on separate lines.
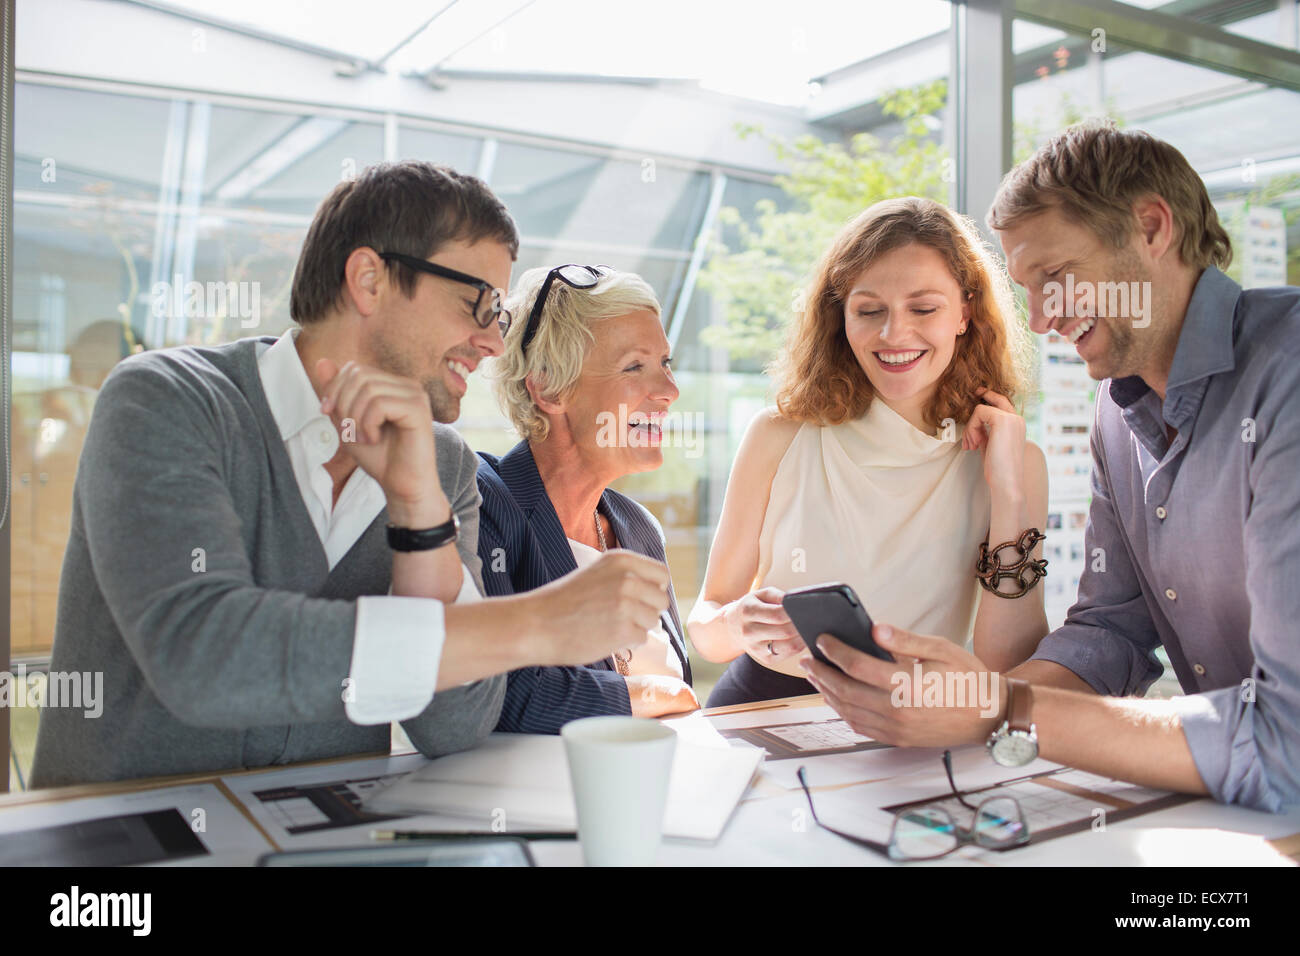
top-left (698, 79), bottom-right (949, 361)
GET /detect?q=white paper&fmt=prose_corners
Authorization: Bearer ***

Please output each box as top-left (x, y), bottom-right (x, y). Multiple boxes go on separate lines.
top-left (366, 732), bottom-right (762, 841)
top-left (660, 710), bottom-right (733, 749)
top-left (761, 744), bottom-right (943, 789)
top-left (761, 738), bottom-right (1064, 790)
top-left (706, 703), bottom-right (842, 731)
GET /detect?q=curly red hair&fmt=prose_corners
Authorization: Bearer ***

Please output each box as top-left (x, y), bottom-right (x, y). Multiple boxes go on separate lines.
top-left (772, 197), bottom-right (1032, 429)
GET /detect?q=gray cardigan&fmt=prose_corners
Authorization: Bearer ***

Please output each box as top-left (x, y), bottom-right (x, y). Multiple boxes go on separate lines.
top-left (30, 337), bottom-right (504, 788)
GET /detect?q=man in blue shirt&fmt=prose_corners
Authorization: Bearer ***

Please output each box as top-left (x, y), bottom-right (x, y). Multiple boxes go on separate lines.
top-left (802, 123), bottom-right (1299, 812)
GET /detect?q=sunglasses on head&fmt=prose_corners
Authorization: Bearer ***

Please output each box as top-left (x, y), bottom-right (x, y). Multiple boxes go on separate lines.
top-left (520, 264), bottom-right (611, 355)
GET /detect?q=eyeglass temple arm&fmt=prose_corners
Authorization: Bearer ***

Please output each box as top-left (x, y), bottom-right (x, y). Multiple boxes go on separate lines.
top-left (797, 766), bottom-right (893, 859)
top-left (942, 749), bottom-right (983, 811)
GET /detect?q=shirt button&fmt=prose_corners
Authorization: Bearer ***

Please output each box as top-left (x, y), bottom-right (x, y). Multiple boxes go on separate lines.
top-left (1193, 663), bottom-right (1206, 676)
top-left (1155, 506), bottom-right (1167, 520)
top-left (318, 428), bottom-right (333, 444)
top-left (1165, 588), bottom-right (1177, 600)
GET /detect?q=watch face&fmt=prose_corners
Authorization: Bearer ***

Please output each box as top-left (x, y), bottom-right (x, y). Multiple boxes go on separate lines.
top-left (991, 732), bottom-right (1038, 767)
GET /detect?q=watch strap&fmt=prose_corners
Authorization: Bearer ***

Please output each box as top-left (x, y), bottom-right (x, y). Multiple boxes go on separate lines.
top-left (1006, 677), bottom-right (1033, 734)
top-left (386, 513), bottom-right (459, 552)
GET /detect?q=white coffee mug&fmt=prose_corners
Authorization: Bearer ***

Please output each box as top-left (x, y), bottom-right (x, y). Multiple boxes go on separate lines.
top-left (561, 715), bottom-right (677, 866)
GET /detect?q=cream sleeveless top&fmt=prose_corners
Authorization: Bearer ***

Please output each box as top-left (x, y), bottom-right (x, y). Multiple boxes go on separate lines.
top-left (753, 398), bottom-right (992, 677)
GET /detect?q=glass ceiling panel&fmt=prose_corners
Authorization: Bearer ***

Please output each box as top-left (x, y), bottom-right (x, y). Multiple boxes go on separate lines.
top-left (142, 0), bottom-right (954, 105)
top-left (149, 0), bottom-right (454, 62)
top-left (427, 0), bottom-right (952, 104)
top-left (1090, 0), bottom-right (1299, 53)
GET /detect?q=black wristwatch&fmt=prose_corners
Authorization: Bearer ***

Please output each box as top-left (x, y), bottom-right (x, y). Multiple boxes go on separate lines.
top-left (386, 513), bottom-right (459, 552)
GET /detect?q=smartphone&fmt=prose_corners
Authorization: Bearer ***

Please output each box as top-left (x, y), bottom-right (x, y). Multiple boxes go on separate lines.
top-left (781, 582), bottom-right (894, 669)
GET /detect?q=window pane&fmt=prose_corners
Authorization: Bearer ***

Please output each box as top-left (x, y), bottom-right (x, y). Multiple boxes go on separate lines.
top-left (12, 85), bottom-right (171, 664)
top-left (491, 142), bottom-right (710, 252)
top-left (398, 126), bottom-right (483, 172)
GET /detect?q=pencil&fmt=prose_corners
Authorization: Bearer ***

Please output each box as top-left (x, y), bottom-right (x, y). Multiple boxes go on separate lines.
top-left (369, 828), bottom-right (576, 841)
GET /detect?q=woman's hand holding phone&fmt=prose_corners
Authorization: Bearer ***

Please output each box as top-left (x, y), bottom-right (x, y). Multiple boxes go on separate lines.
top-left (723, 586), bottom-right (805, 663)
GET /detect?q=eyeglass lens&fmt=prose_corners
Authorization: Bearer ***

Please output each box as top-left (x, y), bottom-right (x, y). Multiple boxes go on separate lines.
top-left (890, 796), bottom-right (1028, 860)
top-left (476, 290), bottom-right (510, 335)
top-left (555, 264), bottom-right (603, 288)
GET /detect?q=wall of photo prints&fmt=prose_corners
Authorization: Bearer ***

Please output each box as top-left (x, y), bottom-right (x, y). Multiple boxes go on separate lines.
top-left (1039, 331), bottom-right (1095, 632)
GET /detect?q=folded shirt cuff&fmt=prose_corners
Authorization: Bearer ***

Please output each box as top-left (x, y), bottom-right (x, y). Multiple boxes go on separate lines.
top-left (1169, 687), bottom-right (1284, 812)
top-left (1029, 635), bottom-right (1110, 695)
top-left (455, 564), bottom-right (483, 603)
top-left (1167, 691), bottom-right (1225, 791)
top-left (346, 596), bottom-right (445, 725)
top-left (1029, 624), bottom-right (1157, 697)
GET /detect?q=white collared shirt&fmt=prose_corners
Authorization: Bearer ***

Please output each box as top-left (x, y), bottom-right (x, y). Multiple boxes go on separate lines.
top-left (256, 329), bottom-right (479, 726)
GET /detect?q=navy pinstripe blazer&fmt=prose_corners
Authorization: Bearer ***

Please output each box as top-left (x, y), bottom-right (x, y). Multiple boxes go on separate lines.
top-left (476, 440), bottom-right (692, 734)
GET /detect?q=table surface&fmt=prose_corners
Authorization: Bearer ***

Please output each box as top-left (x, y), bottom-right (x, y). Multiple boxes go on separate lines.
top-left (4, 694), bottom-right (1298, 866)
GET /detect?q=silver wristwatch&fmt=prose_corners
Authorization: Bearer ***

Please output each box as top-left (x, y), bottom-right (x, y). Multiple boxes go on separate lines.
top-left (987, 677), bottom-right (1038, 767)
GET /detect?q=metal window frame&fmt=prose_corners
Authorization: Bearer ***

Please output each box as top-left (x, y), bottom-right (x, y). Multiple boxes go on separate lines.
top-left (951, 0), bottom-right (1300, 229)
top-left (2, 0), bottom-right (14, 792)
top-left (1017, 0), bottom-right (1300, 93)
top-left (953, 0), bottom-right (1015, 236)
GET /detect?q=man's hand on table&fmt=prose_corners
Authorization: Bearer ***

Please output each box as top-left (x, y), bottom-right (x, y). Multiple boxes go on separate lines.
top-left (800, 624), bottom-right (1008, 748)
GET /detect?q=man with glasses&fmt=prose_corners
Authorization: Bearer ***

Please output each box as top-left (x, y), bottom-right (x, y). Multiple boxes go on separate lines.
top-left (32, 161), bottom-right (670, 787)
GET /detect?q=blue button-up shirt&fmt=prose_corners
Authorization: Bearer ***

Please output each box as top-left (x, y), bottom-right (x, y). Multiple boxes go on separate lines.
top-left (1030, 266), bottom-right (1300, 811)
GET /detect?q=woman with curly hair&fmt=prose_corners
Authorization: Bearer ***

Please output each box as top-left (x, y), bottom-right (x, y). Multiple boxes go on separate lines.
top-left (689, 197), bottom-right (1048, 706)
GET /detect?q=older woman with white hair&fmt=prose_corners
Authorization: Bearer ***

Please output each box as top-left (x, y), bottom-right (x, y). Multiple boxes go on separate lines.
top-left (477, 264), bottom-right (698, 733)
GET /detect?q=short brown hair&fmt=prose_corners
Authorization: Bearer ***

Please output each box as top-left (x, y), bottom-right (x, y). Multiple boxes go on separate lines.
top-left (290, 161), bottom-right (520, 324)
top-left (773, 197), bottom-right (1032, 429)
top-left (987, 121), bottom-right (1231, 271)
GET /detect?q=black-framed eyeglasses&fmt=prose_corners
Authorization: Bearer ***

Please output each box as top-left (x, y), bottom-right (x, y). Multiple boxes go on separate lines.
top-left (796, 750), bottom-right (1030, 862)
top-left (378, 251), bottom-right (511, 336)
top-left (520, 264), bottom-right (611, 355)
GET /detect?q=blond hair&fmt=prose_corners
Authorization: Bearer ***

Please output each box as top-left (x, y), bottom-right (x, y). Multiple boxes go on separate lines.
top-left (490, 267), bottom-right (662, 441)
top-left (773, 197), bottom-right (1034, 429)
top-left (988, 121), bottom-right (1232, 271)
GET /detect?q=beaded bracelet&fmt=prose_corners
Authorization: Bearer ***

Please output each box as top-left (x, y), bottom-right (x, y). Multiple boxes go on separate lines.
top-left (976, 528), bottom-right (1048, 598)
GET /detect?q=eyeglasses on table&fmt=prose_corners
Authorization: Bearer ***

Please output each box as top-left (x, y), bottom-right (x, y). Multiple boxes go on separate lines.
top-left (796, 749), bottom-right (1031, 862)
